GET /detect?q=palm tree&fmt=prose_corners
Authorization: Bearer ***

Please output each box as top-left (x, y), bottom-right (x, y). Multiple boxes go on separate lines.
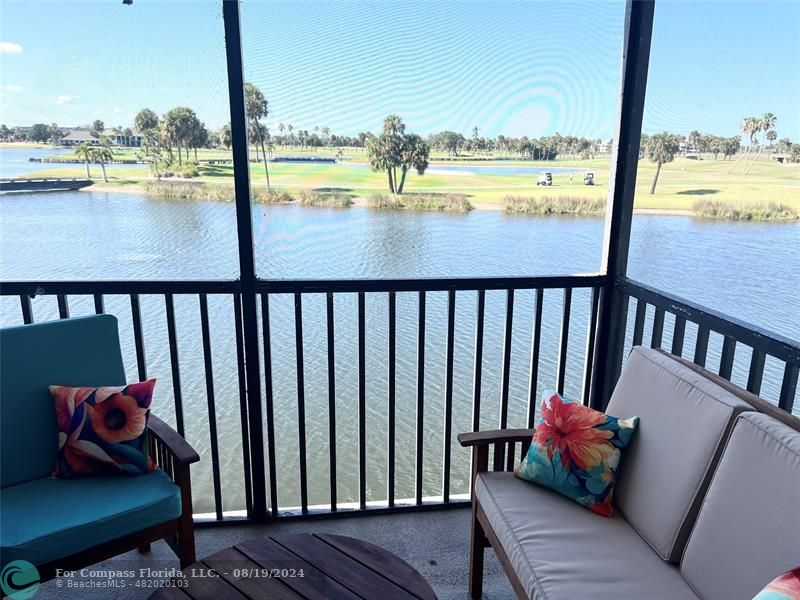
top-left (645, 132), bottom-right (679, 194)
top-left (278, 123), bottom-right (285, 146)
top-left (760, 113), bottom-right (777, 142)
top-left (74, 143), bottom-right (94, 178)
top-left (244, 82), bottom-right (271, 190)
top-left (766, 130), bottom-right (777, 149)
top-left (93, 138), bottom-right (114, 182)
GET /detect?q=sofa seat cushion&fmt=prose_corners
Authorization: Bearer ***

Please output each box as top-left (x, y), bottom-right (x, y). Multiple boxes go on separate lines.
top-left (0, 469), bottom-right (181, 566)
top-left (476, 472), bottom-right (699, 600)
top-left (681, 412), bottom-right (800, 600)
top-left (606, 346), bottom-right (751, 562)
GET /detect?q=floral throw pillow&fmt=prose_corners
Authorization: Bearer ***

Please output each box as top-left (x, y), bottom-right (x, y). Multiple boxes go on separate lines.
top-left (515, 390), bottom-right (638, 517)
top-left (753, 568), bottom-right (800, 600)
top-left (50, 380), bottom-right (157, 477)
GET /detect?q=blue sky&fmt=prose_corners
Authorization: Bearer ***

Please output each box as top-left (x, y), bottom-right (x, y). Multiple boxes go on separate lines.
top-left (0, 0), bottom-right (797, 139)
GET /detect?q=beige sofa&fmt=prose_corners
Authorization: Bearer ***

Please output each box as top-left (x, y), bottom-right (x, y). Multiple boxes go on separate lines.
top-left (459, 346), bottom-right (800, 599)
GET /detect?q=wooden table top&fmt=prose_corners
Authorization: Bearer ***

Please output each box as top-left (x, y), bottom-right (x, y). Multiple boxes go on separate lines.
top-left (150, 533), bottom-right (437, 600)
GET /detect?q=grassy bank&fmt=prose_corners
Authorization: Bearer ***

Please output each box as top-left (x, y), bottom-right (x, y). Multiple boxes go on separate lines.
top-left (503, 195), bottom-right (605, 215)
top-left (142, 181), bottom-right (294, 204)
top-left (17, 153), bottom-right (799, 219)
top-left (367, 193), bottom-right (472, 213)
top-left (693, 200), bottom-right (799, 222)
top-left (297, 190), bottom-right (353, 207)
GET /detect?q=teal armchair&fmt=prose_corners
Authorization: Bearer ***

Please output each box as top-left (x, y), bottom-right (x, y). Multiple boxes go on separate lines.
top-left (0, 315), bottom-right (198, 580)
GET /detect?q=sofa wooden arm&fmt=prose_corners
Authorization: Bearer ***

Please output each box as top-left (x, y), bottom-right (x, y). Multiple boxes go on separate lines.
top-left (459, 428), bottom-right (536, 476)
top-left (149, 414), bottom-right (200, 465)
top-left (458, 428), bottom-right (535, 448)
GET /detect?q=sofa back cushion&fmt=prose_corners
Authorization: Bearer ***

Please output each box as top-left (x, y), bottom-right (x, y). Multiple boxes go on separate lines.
top-left (680, 412), bottom-right (800, 599)
top-left (606, 346), bottom-right (751, 562)
top-left (0, 315), bottom-right (126, 487)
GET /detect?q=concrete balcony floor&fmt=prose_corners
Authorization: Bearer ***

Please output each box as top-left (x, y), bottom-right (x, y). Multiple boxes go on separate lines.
top-left (35, 507), bottom-right (514, 599)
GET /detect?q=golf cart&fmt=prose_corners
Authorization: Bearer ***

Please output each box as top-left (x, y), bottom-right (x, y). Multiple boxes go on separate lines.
top-left (537, 172), bottom-right (553, 186)
top-left (584, 172), bottom-right (595, 185)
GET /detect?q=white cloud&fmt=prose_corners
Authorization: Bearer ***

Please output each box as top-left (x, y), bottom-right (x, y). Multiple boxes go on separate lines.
top-left (113, 107), bottom-right (123, 113)
top-left (3, 84), bottom-right (22, 93)
top-left (55, 95), bottom-right (77, 104)
top-left (0, 42), bottom-right (23, 55)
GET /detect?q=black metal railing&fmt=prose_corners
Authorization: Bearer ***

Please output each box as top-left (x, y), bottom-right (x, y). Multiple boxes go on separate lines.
top-left (615, 278), bottom-right (799, 413)
top-left (1, 274), bottom-right (797, 523)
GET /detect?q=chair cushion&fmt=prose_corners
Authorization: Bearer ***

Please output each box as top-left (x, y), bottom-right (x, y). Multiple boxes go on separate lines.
top-left (681, 412), bottom-right (800, 600)
top-left (50, 381), bottom-right (157, 477)
top-left (0, 316), bottom-right (126, 487)
top-left (0, 469), bottom-right (181, 566)
top-left (606, 346), bottom-right (751, 562)
top-left (475, 471), bottom-right (699, 600)
top-left (515, 390), bottom-right (639, 516)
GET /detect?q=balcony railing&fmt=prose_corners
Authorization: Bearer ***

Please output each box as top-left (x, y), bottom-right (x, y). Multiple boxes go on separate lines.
top-left (2, 273), bottom-right (797, 524)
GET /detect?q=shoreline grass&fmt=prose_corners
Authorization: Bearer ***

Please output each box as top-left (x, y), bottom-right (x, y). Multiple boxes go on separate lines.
top-left (297, 190), bottom-right (353, 207)
top-left (142, 181), bottom-right (296, 204)
top-left (693, 200), bottom-right (799, 222)
top-left (503, 195), bottom-right (605, 215)
top-left (367, 193), bottom-right (472, 213)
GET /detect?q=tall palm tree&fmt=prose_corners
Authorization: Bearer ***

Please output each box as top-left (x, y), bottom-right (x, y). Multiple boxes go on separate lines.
top-left (93, 138), bottom-right (114, 182)
top-left (244, 82), bottom-right (271, 190)
top-left (645, 132), bottom-right (679, 194)
top-left (278, 123), bottom-right (285, 146)
top-left (74, 143), bottom-right (94, 178)
top-left (760, 113), bottom-right (777, 142)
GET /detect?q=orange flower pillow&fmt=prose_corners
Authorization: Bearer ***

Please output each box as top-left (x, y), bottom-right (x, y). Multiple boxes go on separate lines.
top-left (515, 390), bottom-right (638, 516)
top-left (49, 380), bottom-right (157, 477)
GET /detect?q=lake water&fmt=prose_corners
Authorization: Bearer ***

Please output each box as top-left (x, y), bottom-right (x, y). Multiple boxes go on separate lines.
top-left (1, 151), bottom-right (798, 514)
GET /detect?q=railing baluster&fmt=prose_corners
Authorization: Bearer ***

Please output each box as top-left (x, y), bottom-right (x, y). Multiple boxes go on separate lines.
top-left (164, 294), bottom-right (184, 437)
top-left (472, 290), bottom-right (485, 432)
top-left (718, 336), bottom-right (736, 380)
top-left (234, 294), bottom-right (253, 517)
top-left (632, 299), bottom-right (647, 347)
top-left (387, 291), bottom-right (397, 507)
top-left (582, 287), bottom-right (601, 405)
top-left (747, 349), bottom-right (766, 395)
top-left (415, 290), bottom-right (426, 505)
top-left (469, 290), bottom-right (486, 497)
top-left (294, 292), bottom-right (308, 513)
top-left (499, 289), bottom-right (514, 428)
top-left (556, 288), bottom-right (572, 395)
top-left (357, 291), bottom-right (367, 510)
top-left (57, 294), bottom-right (70, 319)
top-left (326, 292), bottom-right (337, 511)
top-left (651, 307), bottom-right (665, 348)
top-left (130, 293), bottom-right (147, 381)
top-left (527, 289), bottom-right (544, 427)
top-left (199, 293), bottom-right (223, 520)
top-left (778, 363), bottom-right (798, 413)
top-left (93, 293), bottom-right (104, 314)
top-left (20, 295), bottom-right (33, 324)
top-left (443, 289), bottom-right (456, 502)
top-left (694, 325), bottom-right (710, 367)
top-left (671, 316), bottom-right (686, 356)
top-left (260, 293), bottom-right (279, 518)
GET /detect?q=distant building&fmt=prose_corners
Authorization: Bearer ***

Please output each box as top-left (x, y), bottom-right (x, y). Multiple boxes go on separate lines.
top-left (600, 138), bottom-right (613, 153)
top-left (102, 128), bottom-right (143, 147)
top-left (60, 127), bottom-right (143, 147)
top-left (60, 129), bottom-right (98, 146)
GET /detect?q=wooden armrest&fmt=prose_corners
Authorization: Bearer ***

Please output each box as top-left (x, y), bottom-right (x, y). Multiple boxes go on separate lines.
top-left (149, 415), bottom-right (200, 465)
top-left (457, 429), bottom-right (535, 447)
